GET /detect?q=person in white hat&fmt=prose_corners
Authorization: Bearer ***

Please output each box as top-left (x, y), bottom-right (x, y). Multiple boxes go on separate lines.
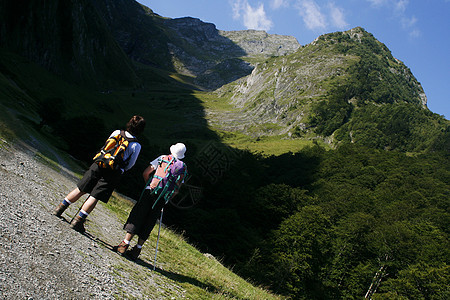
top-left (113, 143), bottom-right (187, 261)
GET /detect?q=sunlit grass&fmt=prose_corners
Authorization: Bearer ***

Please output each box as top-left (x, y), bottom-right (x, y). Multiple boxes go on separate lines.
top-left (194, 91), bottom-right (237, 111)
top-left (105, 193), bottom-right (283, 299)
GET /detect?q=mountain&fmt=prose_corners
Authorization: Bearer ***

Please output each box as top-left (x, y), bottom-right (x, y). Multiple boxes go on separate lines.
top-left (0, 0), bottom-right (300, 91)
top-left (161, 18), bottom-right (300, 90)
top-left (92, 0), bottom-right (300, 90)
top-left (0, 1), bottom-right (448, 299)
top-left (213, 27), bottom-right (426, 135)
top-left (0, 0), bottom-right (140, 89)
top-left (208, 28), bottom-right (447, 153)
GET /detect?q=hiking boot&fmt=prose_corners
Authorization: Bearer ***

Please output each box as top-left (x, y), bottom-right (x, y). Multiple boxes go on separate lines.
top-left (52, 203), bottom-right (68, 217)
top-left (126, 246), bottom-right (141, 261)
top-left (113, 241), bottom-right (129, 256)
top-left (70, 215), bottom-right (86, 233)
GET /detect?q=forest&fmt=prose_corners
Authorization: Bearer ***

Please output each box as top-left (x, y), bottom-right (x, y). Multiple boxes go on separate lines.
top-left (172, 142), bottom-right (449, 299)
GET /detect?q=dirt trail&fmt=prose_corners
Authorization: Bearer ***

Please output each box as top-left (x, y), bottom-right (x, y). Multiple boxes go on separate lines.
top-left (0, 141), bottom-right (184, 299)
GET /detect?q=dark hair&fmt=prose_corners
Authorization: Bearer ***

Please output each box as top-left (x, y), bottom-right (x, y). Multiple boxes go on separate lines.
top-left (126, 115), bottom-right (146, 136)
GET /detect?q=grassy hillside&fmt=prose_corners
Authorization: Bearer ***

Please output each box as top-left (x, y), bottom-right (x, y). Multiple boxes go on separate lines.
top-left (208, 27), bottom-right (447, 154)
top-left (194, 90), bottom-right (321, 155)
top-left (104, 194), bottom-right (282, 299)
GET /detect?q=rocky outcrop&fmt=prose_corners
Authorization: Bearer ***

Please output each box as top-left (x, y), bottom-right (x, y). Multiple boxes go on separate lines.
top-left (220, 30), bottom-right (300, 56)
top-left (162, 17), bottom-right (300, 90)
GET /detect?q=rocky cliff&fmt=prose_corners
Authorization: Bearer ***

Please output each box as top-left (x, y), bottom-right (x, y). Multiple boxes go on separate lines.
top-left (159, 17), bottom-right (301, 90)
top-left (220, 29), bottom-right (300, 56)
top-left (0, 0), bottom-right (139, 89)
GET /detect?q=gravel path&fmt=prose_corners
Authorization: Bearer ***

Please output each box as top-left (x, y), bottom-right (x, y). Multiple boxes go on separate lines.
top-left (0, 141), bottom-right (184, 299)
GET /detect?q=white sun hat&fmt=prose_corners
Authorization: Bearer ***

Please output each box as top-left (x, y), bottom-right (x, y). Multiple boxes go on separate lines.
top-left (170, 143), bottom-right (186, 159)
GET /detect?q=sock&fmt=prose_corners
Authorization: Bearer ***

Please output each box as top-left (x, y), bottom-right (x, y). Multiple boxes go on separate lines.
top-left (123, 239), bottom-right (130, 245)
top-left (136, 244), bottom-right (142, 249)
top-left (62, 198), bottom-right (72, 206)
top-left (79, 210), bottom-right (89, 219)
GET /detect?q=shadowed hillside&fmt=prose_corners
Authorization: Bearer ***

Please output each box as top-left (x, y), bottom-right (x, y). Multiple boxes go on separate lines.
top-left (0, 1), bottom-right (448, 299)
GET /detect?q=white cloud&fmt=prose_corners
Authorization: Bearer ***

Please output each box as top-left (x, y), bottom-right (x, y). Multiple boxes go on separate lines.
top-left (232, 0), bottom-right (243, 19)
top-left (395, 0), bottom-right (409, 12)
top-left (243, 2), bottom-right (273, 30)
top-left (297, 0), bottom-right (327, 30)
top-left (271, 0), bottom-right (290, 9)
top-left (366, 0), bottom-right (420, 39)
top-left (231, 0), bottom-right (273, 31)
top-left (401, 15), bottom-right (417, 28)
top-left (409, 29), bottom-right (421, 38)
top-left (328, 2), bottom-right (348, 29)
top-left (367, 0), bottom-right (409, 11)
top-left (367, 0), bottom-right (388, 7)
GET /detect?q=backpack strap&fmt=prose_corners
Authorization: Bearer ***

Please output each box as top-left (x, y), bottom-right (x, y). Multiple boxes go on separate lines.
top-left (118, 130), bottom-right (139, 166)
top-left (152, 161), bottom-right (188, 209)
top-left (163, 156), bottom-right (175, 172)
top-left (152, 155), bottom-right (176, 182)
top-left (120, 130), bottom-right (138, 143)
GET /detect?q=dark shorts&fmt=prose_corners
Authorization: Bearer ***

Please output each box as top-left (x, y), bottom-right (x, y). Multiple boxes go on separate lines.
top-left (123, 189), bottom-right (166, 241)
top-left (77, 163), bottom-right (122, 203)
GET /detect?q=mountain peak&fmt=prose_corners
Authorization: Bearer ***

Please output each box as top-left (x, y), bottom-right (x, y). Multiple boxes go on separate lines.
top-left (219, 29), bottom-right (300, 56)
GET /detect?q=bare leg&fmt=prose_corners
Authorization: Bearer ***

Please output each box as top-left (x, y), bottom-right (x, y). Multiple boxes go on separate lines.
top-left (65, 188), bottom-right (86, 203)
top-left (69, 195), bottom-right (98, 233)
top-left (80, 196), bottom-right (99, 214)
top-left (125, 232), bottom-right (135, 242)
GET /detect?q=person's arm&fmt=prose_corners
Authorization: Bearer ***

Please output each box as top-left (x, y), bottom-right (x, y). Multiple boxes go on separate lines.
top-left (123, 143), bottom-right (141, 171)
top-left (142, 155), bottom-right (162, 181)
top-left (142, 165), bottom-right (155, 182)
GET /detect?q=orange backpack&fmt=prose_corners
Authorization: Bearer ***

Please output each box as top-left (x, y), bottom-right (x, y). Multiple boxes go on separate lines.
top-left (93, 130), bottom-right (137, 170)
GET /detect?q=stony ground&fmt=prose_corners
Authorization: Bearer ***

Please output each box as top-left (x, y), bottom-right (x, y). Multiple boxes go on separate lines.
top-left (0, 140), bottom-right (185, 299)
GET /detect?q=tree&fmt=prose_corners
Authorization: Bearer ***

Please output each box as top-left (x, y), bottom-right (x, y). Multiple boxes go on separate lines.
top-left (269, 205), bottom-right (332, 298)
top-left (373, 263), bottom-right (450, 300)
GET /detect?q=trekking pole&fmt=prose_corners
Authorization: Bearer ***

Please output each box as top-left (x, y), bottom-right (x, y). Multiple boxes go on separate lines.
top-left (69, 195), bottom-right (90, 224)
top-left (153, 207), bottom-right (164, 271)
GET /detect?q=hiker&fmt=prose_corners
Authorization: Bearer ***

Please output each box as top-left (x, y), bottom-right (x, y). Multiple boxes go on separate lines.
top-left (113, 143), bottom-right (187, 261)
top-left (52, 115), bottom-right (146, 233)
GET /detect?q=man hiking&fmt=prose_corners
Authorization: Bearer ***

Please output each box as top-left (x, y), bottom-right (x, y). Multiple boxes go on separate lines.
top-left (113, 142), bottom-right (187, 261)
top-left (53, 115), bottom-right (146, 233)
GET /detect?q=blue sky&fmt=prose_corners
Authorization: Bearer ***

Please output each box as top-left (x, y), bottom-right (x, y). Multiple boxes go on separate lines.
top-left (138, 0), bottom-right (449, 119)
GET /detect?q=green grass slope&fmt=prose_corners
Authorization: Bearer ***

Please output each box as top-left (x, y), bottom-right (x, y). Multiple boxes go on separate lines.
top-left (104, 194), bottom-right (282, 299)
